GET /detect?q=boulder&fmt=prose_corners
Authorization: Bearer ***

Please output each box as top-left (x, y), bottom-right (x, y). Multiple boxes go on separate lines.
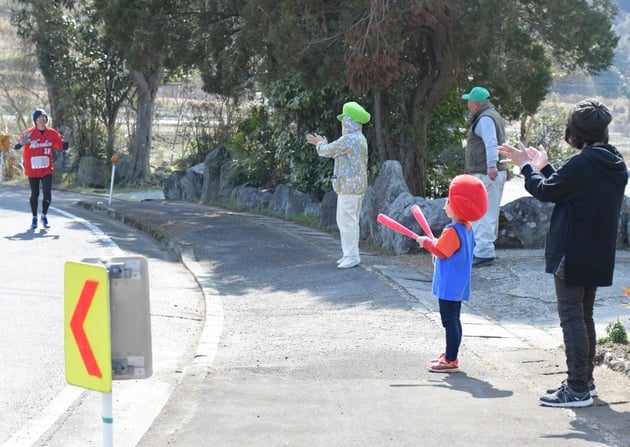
top-left (160, 165), bottom-right (203, 201)
top-left (201, 146), bottom-right (231, 204)
top-left (269, 184), bottom-right (318, 216)
top-left (77, 156), bottom-right (107, 188)
top-left (367, 160), bottom-right (409, 244)
top-left (160, 171), bottom-right (185, 200)
top-left (319, 191), bottom-right (337, 229)
top-left (497, 197), bottom-right (553, 249)
top-left (230, 185), bottom-right (273, 210)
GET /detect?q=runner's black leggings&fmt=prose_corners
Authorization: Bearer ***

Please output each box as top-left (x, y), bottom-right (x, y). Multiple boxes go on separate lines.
top-left (28, 175), bottom-right (53, 216)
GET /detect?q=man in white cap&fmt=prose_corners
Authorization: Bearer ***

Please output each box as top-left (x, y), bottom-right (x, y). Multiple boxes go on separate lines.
top-left (461, 86), bottom-right (508, 267)
top-left (306, 101), bottom-right (370, 269)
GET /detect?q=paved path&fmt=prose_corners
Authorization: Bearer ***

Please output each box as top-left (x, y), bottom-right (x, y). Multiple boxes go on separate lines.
top-left (74, 197), bottom-right (630, 447)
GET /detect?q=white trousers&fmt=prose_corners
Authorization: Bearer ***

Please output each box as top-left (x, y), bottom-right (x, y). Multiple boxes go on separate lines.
top-left (336, 194), bottom-right (363, 261)
top-left (471, 171), bottom-right (506, 258)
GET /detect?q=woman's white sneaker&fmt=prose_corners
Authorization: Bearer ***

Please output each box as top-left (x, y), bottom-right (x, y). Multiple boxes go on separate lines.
top-left (337, 258), bottom-right (359, 269)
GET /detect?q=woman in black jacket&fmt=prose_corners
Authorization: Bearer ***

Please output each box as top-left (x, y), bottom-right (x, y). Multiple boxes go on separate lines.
top-left (499, 99), bottom-right (628, 408)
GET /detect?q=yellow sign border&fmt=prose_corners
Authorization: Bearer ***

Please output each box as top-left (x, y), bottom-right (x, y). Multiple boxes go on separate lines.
top-left (64, 261), bottom-right (112, 392)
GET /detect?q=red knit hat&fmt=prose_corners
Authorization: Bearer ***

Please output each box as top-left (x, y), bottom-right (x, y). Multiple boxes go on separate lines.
top-left (448, 175), bottom-right (488, 222)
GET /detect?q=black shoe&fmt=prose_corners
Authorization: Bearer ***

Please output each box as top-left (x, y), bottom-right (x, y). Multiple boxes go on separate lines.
top-left (539, 383), bottom-right (593, 408)
top-left (472, 256), bottom-right (494, 267)
top-left (546, 379), bottom-right (597, 397)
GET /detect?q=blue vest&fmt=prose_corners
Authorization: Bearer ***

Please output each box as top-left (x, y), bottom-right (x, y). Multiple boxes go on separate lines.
top-left (432, 222), bottom-right (474, 301)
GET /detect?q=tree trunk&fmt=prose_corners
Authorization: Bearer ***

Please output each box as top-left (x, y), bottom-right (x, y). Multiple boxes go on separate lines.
top-left (104, 100), bottom-right (125, 161)
top-left (391, 9), bottom-right (459, 197)
top-left (106, 121), bottom-right (116, 160)
top-left (127, 68), bottom-right (163, 184)
top-left (404, 112), bottom-right (431, 197)
top-left (373, 88), bottom-right (388, 163)
top-left (520, 115), bottom-right (529, 142)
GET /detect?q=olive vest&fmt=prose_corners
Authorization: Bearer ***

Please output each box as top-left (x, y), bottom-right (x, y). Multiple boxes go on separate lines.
top-left (464, 105), bottom-right (507, 174)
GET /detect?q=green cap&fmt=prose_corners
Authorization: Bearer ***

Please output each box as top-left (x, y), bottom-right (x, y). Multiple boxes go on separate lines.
top-left (461, 86), bottom-right (491, 103)
top-left (337, 101), bottom-right (371, 124)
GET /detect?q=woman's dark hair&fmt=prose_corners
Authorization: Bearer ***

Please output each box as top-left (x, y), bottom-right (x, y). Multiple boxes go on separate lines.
top-left (564, 98), bottom-right (611, 149)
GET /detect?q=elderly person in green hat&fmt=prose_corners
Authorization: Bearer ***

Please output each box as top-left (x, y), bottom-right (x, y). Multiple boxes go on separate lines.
top-left (461, 86), bottom-right (508, 267)
top-left (306, 101), bottom-right (370, 269)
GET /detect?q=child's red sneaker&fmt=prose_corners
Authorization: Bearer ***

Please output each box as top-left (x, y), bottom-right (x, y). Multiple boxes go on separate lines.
top-left (428, 357), bottom-right (459, 373)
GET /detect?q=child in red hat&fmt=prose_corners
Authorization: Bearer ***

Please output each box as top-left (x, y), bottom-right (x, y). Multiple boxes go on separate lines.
top-left (416, 174), bottom-right (488, 372)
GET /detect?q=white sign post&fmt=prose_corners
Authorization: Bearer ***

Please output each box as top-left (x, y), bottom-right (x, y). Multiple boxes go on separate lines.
top-left (108, 155), bottom-right (119, 206)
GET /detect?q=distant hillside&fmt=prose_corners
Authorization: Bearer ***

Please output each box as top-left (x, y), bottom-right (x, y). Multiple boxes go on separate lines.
top-left (551, 0), bottom-right (630, 99)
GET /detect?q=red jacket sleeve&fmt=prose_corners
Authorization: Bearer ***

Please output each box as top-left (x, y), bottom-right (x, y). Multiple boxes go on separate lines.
top-left (421, 226), bottom-right (461, 259)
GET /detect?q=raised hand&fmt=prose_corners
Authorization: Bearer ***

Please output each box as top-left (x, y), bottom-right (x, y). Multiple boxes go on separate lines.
top-left (306, 133), bottom-right (328, 146)
top-left (20, 131), bottom-right (32, 146)
top-left (498, 142), bottom-right (530, 167)
top-left (525, 144), bottom-right (549, 171)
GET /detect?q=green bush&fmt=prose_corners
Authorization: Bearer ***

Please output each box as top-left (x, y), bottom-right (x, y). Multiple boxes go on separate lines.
top-left (223, 78), bottom-right (355, 198)
top-left (426, 144), bottom-right (465, 199)
top-left (227, 105), bottom-right (281, 188)
top-left (606, 320), bottom-right (628, 343)
top-left (199, 80), bottom-right (470, 200)
top-left (425, 88), bottom-right (467, 198)
top-left (526, 105), bottom-right (576, 168)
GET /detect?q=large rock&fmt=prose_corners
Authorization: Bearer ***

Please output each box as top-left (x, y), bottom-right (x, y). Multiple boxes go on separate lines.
top-left (359, 187), bottom-right (374, 240)
top-left (319, 191), bottom-right (337, 229)
top-left (497, 197), bottom-right (553, 248)
top-left (77, 156), bottom-right (107, 188)
top-left (160, 164), bottom-right (204, 201)
top-left (183, 163), bottom-right (205, 199)
top-left (161, 171), bottom-right (185, 200)
top-left (304, 201), bottom-right (321, 218)
top-left (230, 185), bottom-right (273, 210)
top-left (269, 184), bottom-right (318, 216)
top-left (367, 160), bottom-right (409, 244)
top-left (372, 192), bottom-right (449, 255)
top-left (218, 160), bottom-right (236, 201)
top-left (201, 146), bottom-right (231, 204)
top-left (498, 195), bottom-right (630, 249)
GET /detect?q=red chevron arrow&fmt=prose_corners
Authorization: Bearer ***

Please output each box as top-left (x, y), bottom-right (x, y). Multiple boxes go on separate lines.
top-left (70, 279), bottom-right (102, 378)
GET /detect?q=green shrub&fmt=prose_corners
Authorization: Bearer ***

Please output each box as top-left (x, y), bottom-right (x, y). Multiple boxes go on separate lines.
top-left (426, 144), bottom-right (465, 199)
top-left (227, 105), bottom-right (281, 188)
top-left (525, 105), bottom-right (576, 168)
top-left (606, 320), bottom-right (628, 343)
top-left (425, 88), bottom-right (467, 198)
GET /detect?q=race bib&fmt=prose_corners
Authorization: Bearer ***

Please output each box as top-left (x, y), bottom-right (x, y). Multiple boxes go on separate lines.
top-left (31, 156), bottom-right (50, 169)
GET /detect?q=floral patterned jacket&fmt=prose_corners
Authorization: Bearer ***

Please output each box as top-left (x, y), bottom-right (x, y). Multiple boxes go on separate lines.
top-left (316, 116), bottom-right (368, 195)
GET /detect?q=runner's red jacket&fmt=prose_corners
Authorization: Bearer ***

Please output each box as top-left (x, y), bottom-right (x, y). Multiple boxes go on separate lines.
top-left (16, 126), bottom-right (65, 178)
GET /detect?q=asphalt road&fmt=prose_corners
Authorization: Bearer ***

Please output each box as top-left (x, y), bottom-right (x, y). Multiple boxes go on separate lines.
top-left (0, 186), bottom-right (204, 447)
